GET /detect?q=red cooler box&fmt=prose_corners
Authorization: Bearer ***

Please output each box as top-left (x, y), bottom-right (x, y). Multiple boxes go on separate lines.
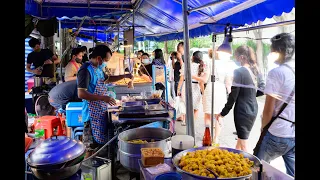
top-left (66, 102), bottom-right (84, 127)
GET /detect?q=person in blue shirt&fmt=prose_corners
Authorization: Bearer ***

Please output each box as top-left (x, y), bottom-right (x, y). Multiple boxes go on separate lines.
top-left (77, 45), bottom-right (132, 157)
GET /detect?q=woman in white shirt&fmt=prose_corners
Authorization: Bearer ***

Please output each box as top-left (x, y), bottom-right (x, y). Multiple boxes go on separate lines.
top-left (192, 49), bottom-right (227, 145)
top-left (255, 33), bottom-right (295, 177)
top-left (177, 51), bottom-right (204, 126)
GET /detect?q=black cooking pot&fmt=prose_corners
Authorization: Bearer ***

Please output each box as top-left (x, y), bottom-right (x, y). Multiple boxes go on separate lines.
top-left (27, 136), bottom-right (86, 180)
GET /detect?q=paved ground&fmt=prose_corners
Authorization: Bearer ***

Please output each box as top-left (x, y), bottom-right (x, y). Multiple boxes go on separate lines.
top-left (174, 96), bottom-right (287, 174)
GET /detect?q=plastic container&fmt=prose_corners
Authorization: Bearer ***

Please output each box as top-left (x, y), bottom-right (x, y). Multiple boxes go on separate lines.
top-left (141, 148), bottom-right (164, 167)
top-left (34, 120), bottom-right (45, 141)
top-left (155, 172), bottom-right (182, 180)
top-left (66, 102), bottom-right (83, 127)
top-left (145, 163), bottom-right (171, 175)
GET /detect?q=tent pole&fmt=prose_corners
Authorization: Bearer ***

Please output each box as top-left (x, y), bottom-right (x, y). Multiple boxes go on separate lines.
top-left (59, 20), bottom-right (63, 84)
top-left (182, 0), bottom-right (195, 143)
top-left (211, 35), bottom-right (217, 142)
top-left (118, 23), bottom-right (120, 52)
top-left (133, 9), bottom-right (135, 53)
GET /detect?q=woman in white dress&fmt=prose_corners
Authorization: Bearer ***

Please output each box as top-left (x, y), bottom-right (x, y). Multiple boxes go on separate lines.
top-left (191, 49), bottom-right (227, 145)
top-left (177, 51), bottom-right (204, 125)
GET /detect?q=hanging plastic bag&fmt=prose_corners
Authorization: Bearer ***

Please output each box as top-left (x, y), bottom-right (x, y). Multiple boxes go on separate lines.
top-left (174, 96), bottom-right (186, 118)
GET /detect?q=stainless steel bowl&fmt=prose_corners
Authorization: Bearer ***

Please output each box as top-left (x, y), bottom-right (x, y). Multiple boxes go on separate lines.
top-left (172, 146), bottom-right (261, 180)
top-left (34, 77), bottom-right (51, 87)
top-left (118, 127), bottom-right (172, 172)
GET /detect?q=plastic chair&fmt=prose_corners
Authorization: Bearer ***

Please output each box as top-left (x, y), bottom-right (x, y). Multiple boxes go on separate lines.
top-left (34, 116), bottom-right (64, 139)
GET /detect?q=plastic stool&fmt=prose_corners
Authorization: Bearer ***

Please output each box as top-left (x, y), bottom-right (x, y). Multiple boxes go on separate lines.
top-left (34, 116), bottom-right (64, 139)
top-left (71, 127), bottom-right (84, 139)
top-left (74, 131), bottom-right (83, 140)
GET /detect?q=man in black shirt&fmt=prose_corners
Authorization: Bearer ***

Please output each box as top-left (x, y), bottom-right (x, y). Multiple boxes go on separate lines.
top-left (48, 80), bottom-right (81, 110)
top-left (26, 38), bottom-right (60, 81)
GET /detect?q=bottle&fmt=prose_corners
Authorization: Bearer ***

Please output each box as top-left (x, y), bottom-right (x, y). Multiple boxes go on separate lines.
top-left (34, 120), bottom-right (45, 145)
top-left (202, 125), bottom-right (212, 146)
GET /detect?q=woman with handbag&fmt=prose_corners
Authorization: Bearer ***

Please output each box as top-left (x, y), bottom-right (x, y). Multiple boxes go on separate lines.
top-left (254, 33), bottom-right (295, 177)
top-left (217, 45), bottom-right (264, 152)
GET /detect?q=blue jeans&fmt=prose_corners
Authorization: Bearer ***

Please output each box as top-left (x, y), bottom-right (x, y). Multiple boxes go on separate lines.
top-left (256, 131), bottom-right (295, 177)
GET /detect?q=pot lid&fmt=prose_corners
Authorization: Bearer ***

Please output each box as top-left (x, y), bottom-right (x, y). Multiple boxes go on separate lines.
top-left (27, 136), bottom-right (86, 167)
top-left (171, 135), bottom-right (194, 149)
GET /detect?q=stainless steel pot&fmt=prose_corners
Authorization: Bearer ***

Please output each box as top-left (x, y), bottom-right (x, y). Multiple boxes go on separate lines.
top-left (27, 136), bottom-right (86, 180)
top-left (34, 77), bottom-right (51, 87)
top-left (118, 127), bottom-right (172, 172)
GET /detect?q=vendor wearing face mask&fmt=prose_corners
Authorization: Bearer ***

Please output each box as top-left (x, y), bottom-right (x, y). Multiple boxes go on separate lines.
top-left (65, 48), bottom-right (83, 82)
top-left (77, 45), bottom-right (133, 157)
top-left (138, 53), bottom-right (153, 82)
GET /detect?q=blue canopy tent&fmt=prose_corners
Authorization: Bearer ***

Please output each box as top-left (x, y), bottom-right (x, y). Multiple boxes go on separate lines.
top-left (26, 0), bottom-right (294, 42)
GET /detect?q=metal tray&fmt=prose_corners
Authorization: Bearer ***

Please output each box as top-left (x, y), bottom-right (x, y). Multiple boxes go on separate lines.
top-left (172, 146), bottom-right (261, 180)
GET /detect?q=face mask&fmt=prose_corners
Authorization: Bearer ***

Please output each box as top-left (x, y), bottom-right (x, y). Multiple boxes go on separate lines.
top-left (34, 48), bottom-right (41, 52)
top-left (99, 62), bottom-right (108, 70)
top-left (75, 58), bottom-right (82, 63)
top-left (142, 59), bottom-right (151, 65)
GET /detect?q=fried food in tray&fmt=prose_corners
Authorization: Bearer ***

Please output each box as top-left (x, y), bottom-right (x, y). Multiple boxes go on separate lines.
top-left (114, 76), bottom-right (149, 85)
top-left (178, 148), bottom-right (254, 178)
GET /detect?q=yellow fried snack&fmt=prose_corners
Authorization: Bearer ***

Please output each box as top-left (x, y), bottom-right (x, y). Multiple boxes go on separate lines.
top-left (178, 148), bottom-right (254, 178)
top-left (127, 139), bottom-right (148, 144)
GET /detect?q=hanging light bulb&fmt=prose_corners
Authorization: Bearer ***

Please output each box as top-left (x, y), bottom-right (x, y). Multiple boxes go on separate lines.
top-left (217, 24), bottom-right (233, 57)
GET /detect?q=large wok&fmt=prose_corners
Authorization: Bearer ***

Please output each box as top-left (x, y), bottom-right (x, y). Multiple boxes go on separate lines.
top-left (172, 146), bottom-right (262, 180)
top-left (27, 136), bottom-right (86, 180)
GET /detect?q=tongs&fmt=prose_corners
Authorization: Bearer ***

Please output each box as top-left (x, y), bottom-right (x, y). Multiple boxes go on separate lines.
top-left (206, 168), bottom-right (219, 179)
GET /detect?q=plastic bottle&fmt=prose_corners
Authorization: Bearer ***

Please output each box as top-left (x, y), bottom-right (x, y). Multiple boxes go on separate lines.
top-left (34, 120), bottom-right (45, 145)
top-left (202, 125), bottom-right (212, 147)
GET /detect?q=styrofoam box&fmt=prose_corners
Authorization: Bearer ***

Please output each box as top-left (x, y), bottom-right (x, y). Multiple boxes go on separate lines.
top-left (66, 102), bottom-right (83, 127)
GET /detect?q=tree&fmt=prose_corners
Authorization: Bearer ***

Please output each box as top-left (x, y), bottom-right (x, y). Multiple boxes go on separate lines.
top-left (252, 21), bottom-right (265, 77)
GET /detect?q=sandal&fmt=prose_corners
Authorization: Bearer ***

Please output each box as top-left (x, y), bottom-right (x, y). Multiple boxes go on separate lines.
top-left (181, 121), bottom-right (186, 126)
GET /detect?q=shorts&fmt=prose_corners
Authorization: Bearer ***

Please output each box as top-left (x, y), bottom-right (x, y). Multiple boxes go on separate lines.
top-left (82, 121), bottom-right (108, 157)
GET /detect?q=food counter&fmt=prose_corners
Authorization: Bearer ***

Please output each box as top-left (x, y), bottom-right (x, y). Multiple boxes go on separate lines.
top-left (112, 76), bottom-right (153, 100)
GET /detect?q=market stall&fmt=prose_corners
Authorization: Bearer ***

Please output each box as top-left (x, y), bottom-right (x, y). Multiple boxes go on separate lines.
top-left (25, 0), bottom-right (295, 179)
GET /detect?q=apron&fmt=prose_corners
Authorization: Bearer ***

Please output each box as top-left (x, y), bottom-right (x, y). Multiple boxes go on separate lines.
top-left (87, 64), bottom-right (109, 144)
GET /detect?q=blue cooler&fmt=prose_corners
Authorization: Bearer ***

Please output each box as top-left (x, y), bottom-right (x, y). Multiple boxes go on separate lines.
top-left (66, 102), bottom-right (84, 127)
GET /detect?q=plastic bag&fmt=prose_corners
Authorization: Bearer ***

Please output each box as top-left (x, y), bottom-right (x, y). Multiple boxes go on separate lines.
top-left (146, 163), bottom-right (171, 175)
top-left (174, 96), bottom-right (186, 118)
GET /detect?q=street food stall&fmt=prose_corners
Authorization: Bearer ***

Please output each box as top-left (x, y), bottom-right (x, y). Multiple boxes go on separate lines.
top-left (25, 0), bottom-right (295, 179)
